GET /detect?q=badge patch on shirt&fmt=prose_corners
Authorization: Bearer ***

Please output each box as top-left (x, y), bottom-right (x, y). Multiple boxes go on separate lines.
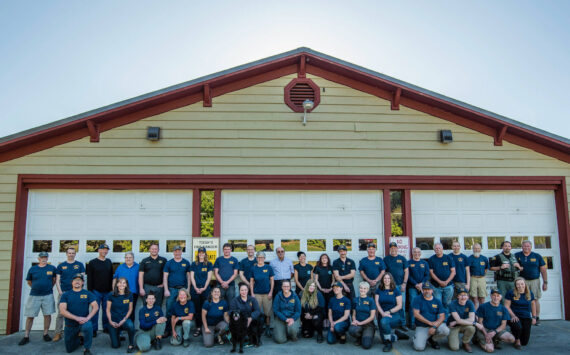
top-left (458, 258), bottom-right (463, 262)
top-left (159, 260), bottom-right (163, 264)
top-left (443, 262), bottom-right (448, 266)
top-left (145, 313), bottom-right (150, 317)
top-left (202, 268), bottom-right (207, 272)
top-left (363, 301), bottom-right (369, 305)
top-left (154, 311), bottom-right (160, 316)
top-left (514, 296), bottom-right (520, 301)
top-left (47, 271), bottom-right (53, 275)
top-left (328, 271), bottom-right (332, 274)
top-left (218, 306), bottom-right (224, 310)
top-left (229, 261), bottom-right (234, 264)
top-left (375, 262), bottom-right (380, 265)
top-left (289, 299), bottom-right (295, 304)
top-left (62, 266), bottom-right (67, 270)
top-left (307, 271), bottom-right (311, 275)
top-left (184, 307), bottom-right (189, 314)
top-left (80, 294), bottom-right (87, 299)
top-left (347, 262), bottom-right (351, 265)
top-left (480, 262), bottom-right (485, 265)
top-left (432, 304), bottom-right (438, 308)
top-left (182, 264), bottom-right (187, 267)
top-left (263, 269), bottom-right (268, 273)
top-left (389, 292), bottom-right (393, 295)
top-left (497, 311), bottom-right (503, 316)
top-left (410, 264), bottom-right (415, 267)
top-left (74, 265), bottom-right (79, 269)
top-left (420, 264), bottom-right (425, 268)
top-left (123, 299), bottom-right (130, 304)
top-left (396, 260), bottom-right (402, 263)
top-left (340, 303), bottom-right (344, 306)
top-left (530, 258), bottom-right (536, 262)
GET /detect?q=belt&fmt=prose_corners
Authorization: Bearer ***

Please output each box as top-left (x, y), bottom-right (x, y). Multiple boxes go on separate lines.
top-left (472, 276), bottom-right (485, 278)
top-left (526, 278), bottom-right (539, 281)
top-left (173, 285), bottom-right (185, 289)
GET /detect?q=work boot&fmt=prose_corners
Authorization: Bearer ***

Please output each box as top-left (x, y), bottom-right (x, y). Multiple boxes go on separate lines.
top-left (52, 333), bottom-right (62, 342)
top-left (463, 342), bottom-right (473, 353)
top-left (316, 331), bottom-right (324, 343)
top-left (395, 329), bottom-right (409, 340)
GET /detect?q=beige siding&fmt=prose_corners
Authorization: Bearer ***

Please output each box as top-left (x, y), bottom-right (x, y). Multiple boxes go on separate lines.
top-left (0, 73), bottom-right (570, 333)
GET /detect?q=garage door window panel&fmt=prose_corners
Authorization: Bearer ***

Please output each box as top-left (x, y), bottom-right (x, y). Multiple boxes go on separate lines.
top-left (464, 236), bottom-right (482, 250)
top-left (333, 239), bottom-right (352, 251)
top-left (510, 236), bottom-right (526, 249)
top-left (440, 237), bottom-right (458, 250)
top-left (139, 240), bottom-right (159, 252)
top-left (534, 236), bottom-right (552, 249)
top-left (113, 240), bottom-right (132, 253)
top-left (488, 236), bottom-right (505, 250)
top-left (307, 239), bottom-right (326, 252)
top-left (255, 240), bottom-right (273, 252)
top-left (87, 240), bottom-right (106, 252)
top-left (358, 238), bottom-right (377, 251)
top-left (416, 237), bottom-right (434, 250)
top-left (33, 240), bottom-right (52, 253)
top-left (167, 240), bottom-right (186, 252)
top-left (228, 240), bottom-right (247, 252)
top-left (60, 240), bottom-right (79, 252)
top-left (281, 239), bottom-right (300, 252)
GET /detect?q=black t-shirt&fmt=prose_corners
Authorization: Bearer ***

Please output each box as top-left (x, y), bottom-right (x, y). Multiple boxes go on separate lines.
top-left (140, 256), bottom-right (168, 286)
top-left (86, 258), bottom-right (113, 293)
top-left (294, 263), bottom-right (314, 289)
top-left (313, 265), bottom-right (333, 289)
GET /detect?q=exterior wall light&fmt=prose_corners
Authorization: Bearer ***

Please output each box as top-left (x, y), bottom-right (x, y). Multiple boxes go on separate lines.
top-left (440, 129), bottom-right (453, 143)
top-left (302, 99), bottom-right (314, 126)
top-left (147, 127), bottom-right (160, 141)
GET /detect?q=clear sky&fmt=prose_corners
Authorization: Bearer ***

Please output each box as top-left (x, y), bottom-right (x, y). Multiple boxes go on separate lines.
top-left (1, 0), bottom-right (569, 140)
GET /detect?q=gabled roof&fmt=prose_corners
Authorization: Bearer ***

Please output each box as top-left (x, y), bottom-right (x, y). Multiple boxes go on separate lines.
top-left (1, 47), bottom-right (569, 163)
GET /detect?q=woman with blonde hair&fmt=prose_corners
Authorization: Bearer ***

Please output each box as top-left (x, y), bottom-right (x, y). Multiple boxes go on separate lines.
top-left (504, 277), bottom-right (536, 349)
top-left (169, 289), bottom-right (195, 347)
top-left (300, 280), bottom-right (325, 342)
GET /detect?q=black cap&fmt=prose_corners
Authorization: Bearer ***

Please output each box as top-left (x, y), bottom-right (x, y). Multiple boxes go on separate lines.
top-left (490, 288), bottom-right (501, 295)
top-left (457, 287), bottom-right (469, 295)
top-left (173, 245), bottom-right (182, 251)
top-left (389, 242), bottom-right (398, 248)
top-left (72, 273), bottom-right (84, 280)
top-left (38, 251), bottom-right (49, 258)
top-left (197, 247), bottom-right (207, 253)
top-left (98, 243), bottom-right (110, 250)
top-left (333, 281), bottom-right (344, 288)
top-left (422, 281), bottom-right (434, 290)
top-left (337, 245), bottom-right (347, 251)
top-left (367, 242), bottom-right (377, 248)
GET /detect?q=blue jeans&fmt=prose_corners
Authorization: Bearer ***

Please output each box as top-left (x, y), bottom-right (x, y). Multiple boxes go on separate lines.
top-left (108, 319), bottom-right (135, 348)
top-left (165, 287), bottom-right (182, 333)
top-left (327, 320), bottom-right (349, 344)
top-left (64, 322), bottom-right (93, 352)
top-left (378, 312), bottom-right (402, 338)
top-left (399, 288), bottom-right (407, 325)
top-left (433, 284), bottom-right (454, 314)
top-left (91, 290), bottom-right (109, 332)
top-left (408, 287), bottom-right (420, 326)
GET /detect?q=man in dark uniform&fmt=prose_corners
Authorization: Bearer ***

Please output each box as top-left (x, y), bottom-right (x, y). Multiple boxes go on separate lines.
top-left (54, 247), bottom-right (85, 342)
top-left (138, 243), bottom-right (168, 309)
top-left (358, 242), bottom-right (386, 296)
top-left (86, 243), bottom-right (113, 336)
top-left (332, 245), bottom-right (356, 300)
top-left (490, 241), bottom-right (522, 302)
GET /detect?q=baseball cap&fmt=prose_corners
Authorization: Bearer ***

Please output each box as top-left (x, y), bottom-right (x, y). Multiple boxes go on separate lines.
top-left (457, 287), bottom-right (469, 295)
top-left (337, 245), bottom-right (347, 251)
top-left (72, 273), bottom-right (84, 280)
top-left (490, 288), bottom-right (501, 295)
top-left (98, 243), bottom-right (110, 250)
top-left (197, 247), bottom-right (207, 253)
top-left (422, 281), bottom-right (434, 290)
top-left (367, 242), bottom-right (377, 248)
top-left (173, 245), bottom-right (182, 251)
top-left (333, 281), bottom-right (344, 288)
top-left (389, 242), bottom-right (398, 248)
top-left (38, 251), bottom-right (49, 258)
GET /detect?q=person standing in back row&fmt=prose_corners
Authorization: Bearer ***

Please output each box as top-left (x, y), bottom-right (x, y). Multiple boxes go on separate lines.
top-left (332, 245), bottom-right (356, 300)
top-left (270, 247), bottom-right (294, 298)
top-left (490, 241), bottom-right (522, 302)
top-left (214, 243), bottom-right (239, 303)
top-left (428, 243), bottom-right (455, 311)
top-left (515, 240), bottom-right (547, 325)
top-left (450, 241), bottom-right (470, 297)
top-left (54, 247), bottom-right (85, 342)
top-left (138, 243), bottom-right (168, 309)
top-left (358, 242), bottom-right (386, 296)
top-left (86, 243), bottom-right (113, 337)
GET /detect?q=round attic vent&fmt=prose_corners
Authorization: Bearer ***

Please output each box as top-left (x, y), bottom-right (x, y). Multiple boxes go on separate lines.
top-left (284, 78), bottom-right (320, 113)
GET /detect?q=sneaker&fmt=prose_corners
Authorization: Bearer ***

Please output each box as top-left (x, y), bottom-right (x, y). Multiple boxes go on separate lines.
top-left (83, 350), bottom-right (91, 355)
top-left (463, 342), bottom-right (473, 353)
top-left (264, 327), bottom-right (272, 338)
top-left (428, 337), bottom-right (440, 349)
top-left (535, 317), bottom-right (541, 326)
top-left (339, 335), bottom-right (346, 344)
top-left (409, 323), bottom-right (416, 330)
top-left (154, 337), bottom-right (162, 350)
top-left (18, 337), bottom-right (29, 346)
top-left (193, 328), bottom-right (201, 337)
top-left (395, 329), bottom-right (410, 340)
top-left (52, 333), bottom-right (62, 342)
top-left (183, 339), bottom-right (190, 347)
top-left (92, 331), bottom-right (97, 338)
top-left (399, 325), bottom-right (410, 332)
top-left (383, 341), bottom-right (392, 352)
top-left (43, 333), bottom-right (52, 342)
top-left (127, 345), bottom-right (136, 353)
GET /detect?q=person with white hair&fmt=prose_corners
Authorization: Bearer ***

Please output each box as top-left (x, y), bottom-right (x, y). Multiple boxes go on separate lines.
top-left (467, 243), bottom-right (489, 309)
top-left (348, 281), bottom-right (376, 349)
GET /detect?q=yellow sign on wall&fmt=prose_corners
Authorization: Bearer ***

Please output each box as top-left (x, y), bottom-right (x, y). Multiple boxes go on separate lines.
top-left (191, 238), bottom-right (219, 263)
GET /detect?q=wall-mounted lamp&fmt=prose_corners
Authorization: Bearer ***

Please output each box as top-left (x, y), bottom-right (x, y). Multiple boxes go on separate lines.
top-left (302, 99), bottom-right (314, 126)
top-left (440, 129), bottom-right (453, 144)
top-left (147, 127), bottom-right (161, 141)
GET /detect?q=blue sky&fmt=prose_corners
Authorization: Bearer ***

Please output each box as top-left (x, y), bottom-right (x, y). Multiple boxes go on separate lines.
top-left (1, 0), bottom-right (569, 139)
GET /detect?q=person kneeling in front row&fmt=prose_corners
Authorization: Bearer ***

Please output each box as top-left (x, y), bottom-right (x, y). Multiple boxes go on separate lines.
top-left (447, 287), bottom-right (476, 352)
top-left (202, 287), bottom-right (230, 347)
top-left (349, 281), bottom-right (376, 350)
top-left (327, 281), bottom-right (351, 344)
top-left (169, 289), bottom-right (195, 347)
top-left (375, 273), bottom-right (410, 352)
top-left (412, 281), bottom-right (450, 351)
top-left (105, 277), bottom-right (136, 352)
top-left (475, 288), bottom-right (515, 353)
top-left (136, 292), bottom-right (167, 352)
top-left (273, 280), bottom-right (302, 343)
top-left (59, 273), bottom-right (98, 355)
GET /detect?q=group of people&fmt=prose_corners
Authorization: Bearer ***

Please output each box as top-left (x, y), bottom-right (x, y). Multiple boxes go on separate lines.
top-left (19, 238), bottom-right (547, 353)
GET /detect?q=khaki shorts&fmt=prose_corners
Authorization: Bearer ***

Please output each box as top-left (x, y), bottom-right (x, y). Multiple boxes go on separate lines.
top-left (470, 277), bottom-right (487, 298)
top-left (254, 293), bottom-right (273, 317)
top-left (525, 278), bottom-right (542, 299)
top-left (24, 294), bottom-right (55, 317)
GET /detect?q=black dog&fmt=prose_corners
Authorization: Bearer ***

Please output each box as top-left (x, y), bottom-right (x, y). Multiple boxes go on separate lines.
top-left (229, 310), bottom-right (247, 353)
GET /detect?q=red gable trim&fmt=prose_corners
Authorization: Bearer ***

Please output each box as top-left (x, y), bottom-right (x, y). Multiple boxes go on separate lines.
top-left (1, 51), bottom-right (569, 163)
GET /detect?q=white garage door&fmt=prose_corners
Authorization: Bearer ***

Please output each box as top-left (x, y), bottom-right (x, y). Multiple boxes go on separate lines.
top-left (412, 190), bottom-right (562, 319)
top-left (22, 190), bottom-right (193, 330)
top-left (221, 190), bottom-right (383, 267)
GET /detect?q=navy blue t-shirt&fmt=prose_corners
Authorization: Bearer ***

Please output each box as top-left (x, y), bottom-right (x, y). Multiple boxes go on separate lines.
top-left (428, 254), bottom-right (455, 283)
top-left (467, 255), bottom-right (489, 276)
top-left (408, 259), bottom-right (430, 285)
top-left (313, 266), bottom-right (333, 289)
top-left (107, 292), bottom-right (133, 322)
top-left (411, 296), bottom-right (445, 327)
top-left (60, 289), bottom-right (96, 327)
top-left (191, 261), bottom-right (212, 289)
top-left (203, 299), bottom-right (228, 326)
top-left (26, 264), bottom-right (56, 296)
top-left (332, 258), bottom-right (356, 283)
top-left (476, 302), bottom-right (511, 329)
top-left (214, 256), bottom-right (239, 285)
top-left (329, 296), bottom-right (351, 321)
top-left (358, 256), bottom-right (386, 281)
top-left (383, 255), bottom-right (408, 285)
top-left (450, 253), bottom-right (468, 283)
top-left (238, 257), bottom-right (256, 281)
top-left (515, 252), bottom-right (546, 280)
top-left (171, 300), bottom-right (195, 318)
top-left (56, 261), bottom-right (85, 292)
top-left (375, 287), bottom-right (402, 311)
top-left (164, 258), bottom-right (190, 288)
top-left (448, 299), bottom-right (475, 323)
top-left (139, 305), bottom-right (163, 330)
top-left (251, 264), bottom-right (274, 294)
top-left (352, 296), bottom-right (375, 322)
top-left (294, 263), bottom-right (313, 289)
top-left (505, 290), bottom-right (534, 319)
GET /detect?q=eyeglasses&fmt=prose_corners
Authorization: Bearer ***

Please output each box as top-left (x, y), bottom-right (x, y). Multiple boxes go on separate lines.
top-left (277, 251), bottom-right (284, 253)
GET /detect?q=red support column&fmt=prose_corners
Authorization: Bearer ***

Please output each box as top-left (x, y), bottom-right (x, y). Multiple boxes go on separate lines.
top-left (383, 189), bottom-right (391, 256)
top-left (213, 189), bottom-right (222, 238)
top-left (403, 189), bottom-right (413, 239)
top-left (192, 189), bottom-right (201, 238)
